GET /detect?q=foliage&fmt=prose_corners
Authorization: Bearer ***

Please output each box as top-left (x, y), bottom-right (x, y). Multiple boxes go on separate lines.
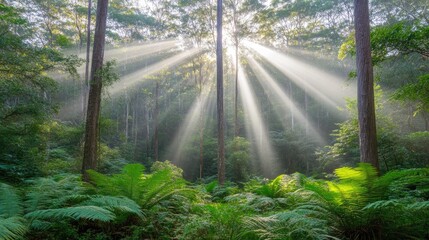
top-left (88, 163), bottom-right (196, 209)
top-left (227, 137), bottom-right (251, 182)
top-left (0, 3), bottom-right (81, 182)
top-left (179, 203), bottom-right (249, 240)
top-left (338, 21), bottom-right (429, 65)
top-left (150, 160), bottom-right (184, 178)
top-left (393, 74), bottom-right (429, 116)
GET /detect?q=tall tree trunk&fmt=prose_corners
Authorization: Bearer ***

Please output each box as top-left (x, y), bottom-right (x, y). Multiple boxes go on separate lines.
top-left (154, 82), bottom-right (159, 161)
top-left (125, 91), bottom-right (129, 143)
top-left (217, 0), bottom-right (225, 185)
top-left (82, 0), bottom-right (109, 182)
top-left (354, 0), bottom-right (379, 172)
top-left (84, 0), bottom-right (92, 119)
top-left (289, 81), bottom-right (294, 130)
top-left (234, 42), bottom-right (239, 137)
top-left (146, 108), bottom-right (151, 161)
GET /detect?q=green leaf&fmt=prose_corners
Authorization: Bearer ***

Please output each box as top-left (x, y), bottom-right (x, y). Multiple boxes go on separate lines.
top-left (25, 206), bottom-right (115, 222)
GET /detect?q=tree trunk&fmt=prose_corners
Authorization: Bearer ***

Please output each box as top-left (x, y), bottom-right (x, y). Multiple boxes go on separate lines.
top-left (154, 82), bottom-right (159, 161)
top-left (354, 0), bottom-right (379, 172)
top-left (82, 0), bottom-right (109, 182)
top-left (84, 0), bottom-right (92, 120)
top-left (146, 108), bottom-right (151, 161)
top-left (234, 42), bottom-right (239, 137)
top-left (125, 91), bottom-right (129, 143)
top-left (216, 0), bottom-right (225, 185)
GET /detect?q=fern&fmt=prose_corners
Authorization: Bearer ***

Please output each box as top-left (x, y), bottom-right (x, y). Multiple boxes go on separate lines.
top-left (0, 217), bottom-right (27, 240)
top-left (25, 205), bottom-right (115, 222)
top-left (81, 195), bottom-right (144, 218)
top-left (363, 199), bottom-right (403, 210)
top-left (25, 174), bottom-right (84, 211)
top-left (0, 183), bottom-right (22, 217)
top-left (407, 201), bottom-right (429, 210)
top-left (89, 164), bottom-right (196, 210)
top-left (245, 207), bottom-right (338, 240)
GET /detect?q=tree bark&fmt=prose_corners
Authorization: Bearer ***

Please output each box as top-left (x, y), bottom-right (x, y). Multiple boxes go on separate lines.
top-left (154, 81), bottom-right (159, 161)
top-left (354, 0), bottom-right (379, 172)
top-left (82, 0), bottom-right (109, 182)
top-left (84, 0), bottom-right (92, 119)
top-left (217, 0), bottom-right (225, 185)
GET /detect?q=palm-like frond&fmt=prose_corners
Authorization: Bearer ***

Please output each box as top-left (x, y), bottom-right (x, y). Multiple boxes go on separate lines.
top-left (81, 195), bottom-right (144, 218)
top-left (0, 183), bottom-right (22, 217)
top-left (407, 200), bottom-right (429, 210)
top-left (88, 164), bottom-right (145, 201)
top-left (25, 206), bottom-right (115, 222)
top-left (245, 205), bottom-right (339, 240)
top-left (140, 169), bottom-right (193, 209)
top-left (374, 168), bottom-right (429, 199)
top-left (25, 174), bottom-right (84, 211)
top-left (0, 217), bottom-right (27, 240)
top-left (89, 164), bottom-right (196, 210)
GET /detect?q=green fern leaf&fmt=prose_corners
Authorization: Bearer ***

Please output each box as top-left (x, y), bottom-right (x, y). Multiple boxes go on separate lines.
top-left (0, 183), bottom-right (23, 217)
top-left (82, 195), bottom-right (144, 218)
top-left (363, 199), bottom-right (403, 210)
top-left (407, 201), bottom-right (429, 210)
top-left (0, 217), bottom-right (27, 240)
top-left (25, 206), bottom-right (115, 222)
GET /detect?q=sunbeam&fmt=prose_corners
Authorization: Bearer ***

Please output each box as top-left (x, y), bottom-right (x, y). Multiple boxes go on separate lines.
top-left (244, 41), bottom-right (355, 112)
top-left (108, 48), bottom-right (203, 95)
top-left (164, 85), bottom-right (215, 165)
top-left (74, 40), bottom-right (180, 74)
top-left (246, 56), bottom-right (325, 144)
top-left (238, 63), bottom-right (279, 177)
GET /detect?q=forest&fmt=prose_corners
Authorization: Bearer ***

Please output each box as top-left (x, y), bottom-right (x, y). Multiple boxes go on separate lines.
top-left (1, 0), bottom-right (429, 239)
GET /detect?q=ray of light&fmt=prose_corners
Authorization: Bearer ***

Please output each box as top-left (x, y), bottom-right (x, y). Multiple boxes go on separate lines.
top-left (108, 48), bottom-right (203, 95)
top-left (74, 40), bottom-right (180, 74)
top-left (164, 86), bottom-right (214, 163)
top-left (244, 41), bottom-right (355, 111)
top-left (246, 56), bottom-right (325, 144)
top-left (238, 63), bottom-right (279, 177)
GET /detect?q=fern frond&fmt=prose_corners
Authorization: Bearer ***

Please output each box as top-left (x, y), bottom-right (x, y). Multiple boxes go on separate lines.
top-left (87, 170), bottom-right (121, 196)
top-left (81, 195), bottom-right (144, 218)
top-left (25, 174), bottom-right (84, 211)
top-left (140, 169), bottom-right (193, 209)
top-left (407, 201), bottom-right (429, 210)
top-left (0, 216), bottom-right (27, 240)
top-left (25, 206), bottom-right (115, 222)
top-left (28, 219), bottom-right (52, 231)
top-left (363, 199), bottom-right (403, 210)
top-left (0, 183), bottom-right (22, 217)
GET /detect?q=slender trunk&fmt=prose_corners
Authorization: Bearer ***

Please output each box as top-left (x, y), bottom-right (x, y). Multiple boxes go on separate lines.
top-left (82, 0), bottom-right (109, 182)
top-left (354, 0), bottom-right (379, 172)
top-left (199, 96), bottom-right (204, 179)
top-left (289, 81), bottom-right (294, 130)
top-left (146, 108), bottom-right (150, 161)
top-left (125, 91), bottom-right (129, 143)
top-left (216, 0), bottom-right (225, 185)
top-left (304, 89), bottom-right (309, 135)
top-left (198, 65), bottom-right (205, 179)
top-left (154, 82), bottom-right (159, 161)
top-left (133, 102), bottom-right (139, 160)
top-left (84, 0), bottom-right (92, 120)
top-left (234, 42), bottom-right (239, 137)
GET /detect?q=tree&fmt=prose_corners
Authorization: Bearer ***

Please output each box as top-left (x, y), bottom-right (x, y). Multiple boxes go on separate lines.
top-left (354, 0), bottom-right (379, 172)
top-left (82, 0), bottom-right (109, 181)
top-left (216, 0), bottom-right (225, 185)
top-left (84, 0), bottom-right (92, 118)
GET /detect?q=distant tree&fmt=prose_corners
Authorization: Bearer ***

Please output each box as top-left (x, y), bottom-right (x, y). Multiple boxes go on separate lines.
top-left (82, 0), bottom-right (109, 181)
top-left (216, 0), bottom-right (225, 185)
top-left (353, 0), bottom-right (379, 172)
